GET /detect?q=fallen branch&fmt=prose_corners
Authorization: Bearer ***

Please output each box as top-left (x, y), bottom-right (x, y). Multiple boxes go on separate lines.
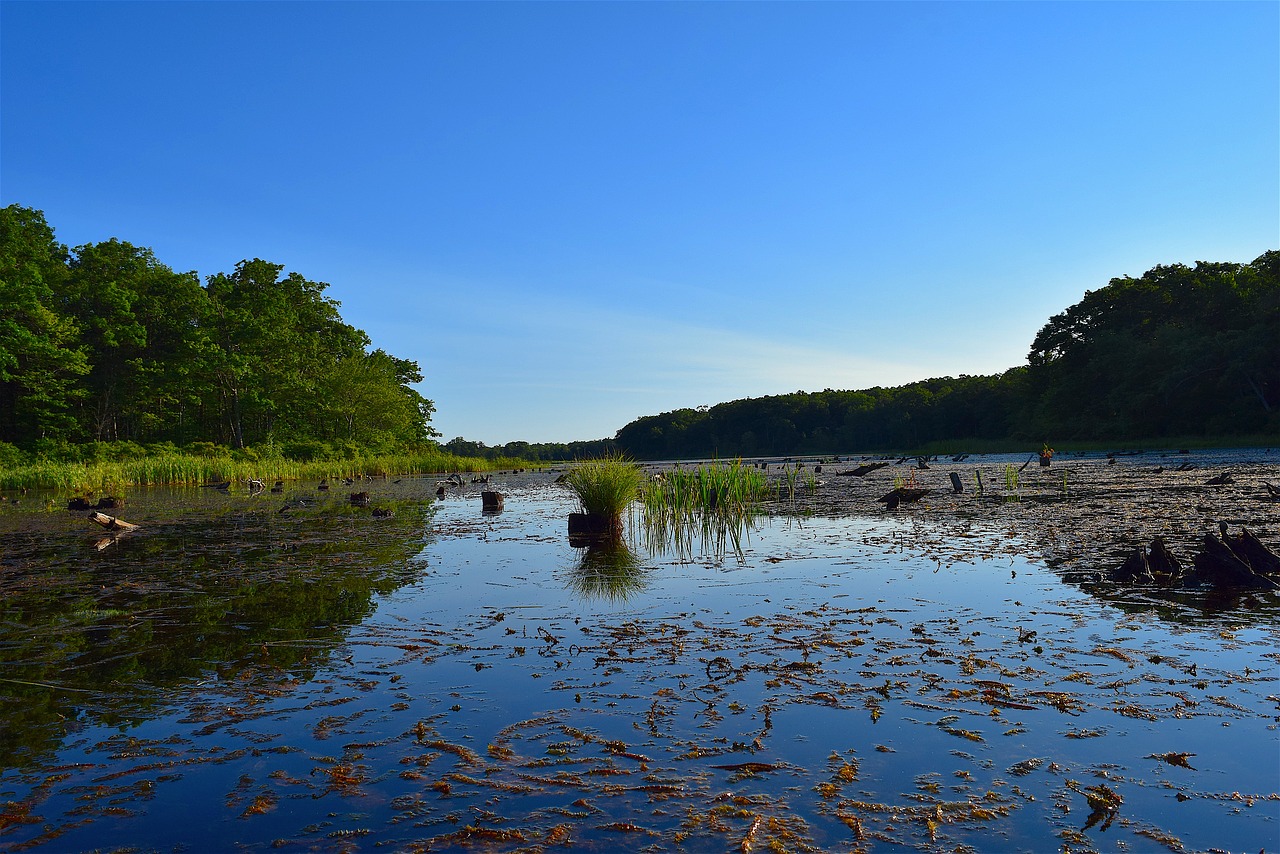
top-left (89, 512), bottom-right (138, 532)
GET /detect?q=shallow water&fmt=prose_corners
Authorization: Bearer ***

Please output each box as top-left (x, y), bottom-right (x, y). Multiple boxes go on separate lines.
top-left (0, 478), bottom-right (1277, 851)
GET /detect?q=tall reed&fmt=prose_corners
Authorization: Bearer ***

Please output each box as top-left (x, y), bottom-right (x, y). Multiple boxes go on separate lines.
top-left (0, 450), bottom-right (513, 492)
top-left (636, 461), bottom-right (769, 563)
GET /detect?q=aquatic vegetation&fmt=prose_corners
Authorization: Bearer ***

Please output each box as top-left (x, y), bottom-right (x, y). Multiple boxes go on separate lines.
top-left (636, 461), bottom-right (769, 562)
top-left (638, 460), bottom-right (770, 515)
top-left (1003, 464), bottom-right (1020, 500)
top-left (563, 456), bottom-right (643, 519)
top-left (0, 449), bottom-right (512, 491)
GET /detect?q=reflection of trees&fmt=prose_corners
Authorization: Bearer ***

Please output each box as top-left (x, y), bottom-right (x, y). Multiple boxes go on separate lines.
top-left (0, 501), bottom-right (434, 768)
top-left (565, 538), bottom-right (648, 603)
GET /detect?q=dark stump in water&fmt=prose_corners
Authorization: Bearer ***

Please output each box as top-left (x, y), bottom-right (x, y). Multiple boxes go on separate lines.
top-left (482, 491), bottom-right (504, 512)
top-left (568, 512), bottom-right (621, 545)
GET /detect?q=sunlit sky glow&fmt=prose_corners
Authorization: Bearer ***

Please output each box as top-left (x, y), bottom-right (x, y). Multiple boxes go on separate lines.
top-left (2, 1), bottom-right (1276, 444)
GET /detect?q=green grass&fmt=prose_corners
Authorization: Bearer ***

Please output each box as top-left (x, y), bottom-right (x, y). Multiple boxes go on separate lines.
top-left (637, 460), bottom-right (771, 516)
top-left (0, 450), bottom-right (522, 492)
top-left (563, 456), bottom-right (644, 519)
top-left (636, 460), bottom-right (769, 563)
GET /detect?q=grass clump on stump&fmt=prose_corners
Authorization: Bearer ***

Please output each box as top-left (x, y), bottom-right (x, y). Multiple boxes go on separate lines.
top-left (564, 456), bottom-right (643, 542)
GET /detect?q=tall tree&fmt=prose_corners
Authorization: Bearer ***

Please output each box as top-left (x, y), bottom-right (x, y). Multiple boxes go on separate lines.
top-left (0, 205), bottom-right (88, 444)
top-left (63, 239), bottom-right (211, 441)
top-left (205, 259), bottom-right (368, 447)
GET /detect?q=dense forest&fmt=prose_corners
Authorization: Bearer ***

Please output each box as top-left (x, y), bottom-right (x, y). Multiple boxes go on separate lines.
top-left (0, 205), bottom-right (435, 459)
top-left (3, 205), bottom-right (1275, 465)
top-left (608, 251), bottom-right (1278, 459)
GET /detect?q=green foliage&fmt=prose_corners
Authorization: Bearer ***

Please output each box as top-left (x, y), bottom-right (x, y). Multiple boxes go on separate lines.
top-left (563, 456), bottom-right (643, 519)
top-left (610, 252), bottom-right (1278, 458)
top-left (0, 446), bottom-right (497, 491)
top-left (0, 205), bottom-right (437, 451)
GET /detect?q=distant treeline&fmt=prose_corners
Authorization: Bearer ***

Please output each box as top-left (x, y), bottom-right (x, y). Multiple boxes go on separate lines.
top-left (608, 251), bottom-right (1278, 459)
top-left (446, 250), bottom-right (1279, 461)
top-left (5, 204), bottom-right (1275, 465)
top-left (0, 205), bottom-right (435, 459)
top-left (442, 437), bottom-right (618, 462)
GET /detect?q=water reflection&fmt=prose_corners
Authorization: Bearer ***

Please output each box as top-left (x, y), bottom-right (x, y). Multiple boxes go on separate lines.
top-left (565, 538), bottom-right (648, 602)
top-left (0, 491), bottom-right (434, 768)
top-left (636, 503), bottom-right (759, 563)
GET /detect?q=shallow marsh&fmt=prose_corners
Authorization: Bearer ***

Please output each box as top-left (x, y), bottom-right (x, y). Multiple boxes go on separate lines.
top-left (0, 454), bottom-right (1276, 851)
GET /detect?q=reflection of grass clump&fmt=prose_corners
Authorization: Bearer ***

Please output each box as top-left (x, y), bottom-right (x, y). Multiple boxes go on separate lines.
top-left (566, 542), bottom-right (648, 602)
top-left (564, 456), bottom-right (643, 519)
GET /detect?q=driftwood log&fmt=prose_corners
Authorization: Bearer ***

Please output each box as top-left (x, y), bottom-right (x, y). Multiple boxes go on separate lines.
top-left (1111, 537), bottom-right (1183, 585)
top-left (839, 462), bottom-right (890, 477)
top-left (568, 512), bottom-right (620, 545)
top-left (1186, 534), bottom-right (1279, 590)
top-left (89, 512), bottom-right (138, 532)
top-left (877, 488), bottom-right (930, 510)
top-left (1113, 529), bottom-right (1280, 590)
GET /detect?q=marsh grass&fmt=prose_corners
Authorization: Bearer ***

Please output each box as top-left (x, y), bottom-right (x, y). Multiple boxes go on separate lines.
top-left (563, 456), bottom-right (643, 519)
top-left (638, 461), bottom-right (770, 517)
top-left (637, 461), bottom-right (769, 563)
top-left (1003, 464), bottom-right (1020, 501)
top-left (0, 450), bottom-right (512, 492)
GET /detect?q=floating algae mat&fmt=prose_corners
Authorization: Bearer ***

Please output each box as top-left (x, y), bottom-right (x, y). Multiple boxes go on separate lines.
top-left (0, 479), bottom-right (1277, 851)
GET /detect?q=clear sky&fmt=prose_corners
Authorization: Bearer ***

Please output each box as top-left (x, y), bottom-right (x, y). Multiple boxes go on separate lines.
top-left (2, 1), bottom-right (1276, 445)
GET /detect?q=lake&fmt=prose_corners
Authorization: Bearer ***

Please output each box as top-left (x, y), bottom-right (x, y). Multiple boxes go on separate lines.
top-left (0, 470), bottom-right (1277, 851)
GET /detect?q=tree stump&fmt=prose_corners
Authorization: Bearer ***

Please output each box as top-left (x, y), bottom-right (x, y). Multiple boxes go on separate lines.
top-left (482, 491), bottom-right (504, 512)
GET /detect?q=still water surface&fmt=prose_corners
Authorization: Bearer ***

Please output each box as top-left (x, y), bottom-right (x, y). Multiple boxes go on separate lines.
top-left (0, 480), bottom-right (1276, 851)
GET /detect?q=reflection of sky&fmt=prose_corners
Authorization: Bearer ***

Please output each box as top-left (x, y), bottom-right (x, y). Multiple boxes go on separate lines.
top-left (5, 486), bottom-right (1277, 851)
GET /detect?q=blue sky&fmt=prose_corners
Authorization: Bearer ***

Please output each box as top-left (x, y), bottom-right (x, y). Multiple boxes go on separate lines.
top-left (2, 1), bottom-right (1276, 445)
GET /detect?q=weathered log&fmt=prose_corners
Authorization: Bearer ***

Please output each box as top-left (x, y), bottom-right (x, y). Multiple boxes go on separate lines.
top-left (949, 472), bottom-right (964, 494)
top-left (349, 491), bottom-right (371, 506)
top-left (94, 496), bottom-right (123, 510)
top-left (89, 512), bottom-right (138, 532)
top-left (877, 487), bottom-right (930, 508)
top-left (67, 496), bottom-right (94, 511)
top-left (1204, 473), bottom-right (1233, 486)
top-left (1186, 534), bottom-right (1280, 591)
top-left (568, 511), bottom-right (620, 544)
top-left (482, 491), bottom-right (504, 512)
top-left (1112, 547), bottom-right (1153, 583)
top-left (1147, 537), bottom-right (1183, 583)
top-left (840, 462), bottom-right (890, 477)
top-left (1224, 529), bottom-right (1280, 577)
